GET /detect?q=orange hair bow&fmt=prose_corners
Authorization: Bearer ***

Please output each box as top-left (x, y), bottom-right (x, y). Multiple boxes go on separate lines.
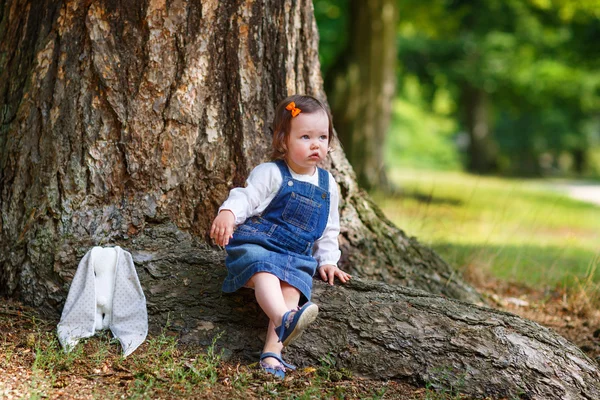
top-left (285, 102), bottom-right (302, 117)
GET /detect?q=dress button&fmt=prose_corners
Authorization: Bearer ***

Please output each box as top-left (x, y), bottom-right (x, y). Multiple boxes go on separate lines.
top-left (288, 181), bottom-right (293, 186)
top-left (322, 193), bottom-right (327, 199)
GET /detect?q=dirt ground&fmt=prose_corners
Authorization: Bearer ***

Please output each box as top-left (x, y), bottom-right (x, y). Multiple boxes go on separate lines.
top-left (1, 278), bottom-right (599, 399)
top-left (477, 277), bottom-right (600, 363)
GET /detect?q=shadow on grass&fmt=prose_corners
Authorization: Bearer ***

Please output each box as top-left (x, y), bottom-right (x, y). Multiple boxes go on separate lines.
top-left (382, 189), bottom-right (464, 207)
top-left (431, 242), bottom-right (599, 289)
top-left (407, 191), bottom-right (463, 206)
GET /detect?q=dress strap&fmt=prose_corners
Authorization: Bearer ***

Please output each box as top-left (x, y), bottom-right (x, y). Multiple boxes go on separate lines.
top-left (274, 159), bottom-right (292, 180)
top-left (274, 159), bottom-right (328, 192)
top-left (318, 167), bottom-right (329, 192)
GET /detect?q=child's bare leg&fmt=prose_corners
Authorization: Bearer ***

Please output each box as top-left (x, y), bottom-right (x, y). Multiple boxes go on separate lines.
top-left (248, 272), bottom-right (289, 326)
top-left (261, 282), bottom-right (300, 366)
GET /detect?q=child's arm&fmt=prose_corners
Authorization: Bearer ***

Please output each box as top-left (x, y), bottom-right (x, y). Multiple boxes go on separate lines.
top-left (210, 163), bottom-right (281, 247)
top-left (210, 210), bottom-right (235, 246)
top-left (318, 264), bottom-right (352, 286)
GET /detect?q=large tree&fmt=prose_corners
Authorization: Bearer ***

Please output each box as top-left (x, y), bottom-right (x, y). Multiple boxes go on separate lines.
top-left (1, 1), bottom-right (599, 398)
top-left (322, 0), bottom-right (398, 191)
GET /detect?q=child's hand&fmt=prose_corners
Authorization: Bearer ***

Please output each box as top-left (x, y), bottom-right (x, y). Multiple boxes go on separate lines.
top-left (318, 265), bottom-right (352, 286)
top-left (210, 210), bottom-right (236, 246)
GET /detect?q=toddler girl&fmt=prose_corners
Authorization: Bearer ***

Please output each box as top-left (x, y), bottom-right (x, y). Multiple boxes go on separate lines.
top-left (210, 94), bottom-right (351, 378)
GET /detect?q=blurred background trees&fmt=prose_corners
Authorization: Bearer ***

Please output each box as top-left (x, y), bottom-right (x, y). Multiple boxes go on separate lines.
top-left (314, 0), bottom-right (600, 184)
top-left (324, 0), bottom-right (398, 191)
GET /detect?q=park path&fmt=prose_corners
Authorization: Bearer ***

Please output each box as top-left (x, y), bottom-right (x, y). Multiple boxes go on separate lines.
top-left (549, 181), bottom-right (600, 207)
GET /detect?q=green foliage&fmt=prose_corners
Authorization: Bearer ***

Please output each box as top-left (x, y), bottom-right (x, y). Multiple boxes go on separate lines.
top-left (314, 0), bottom-right (600, 177)
top-left (394, 0), bottom-right (600, 176)
top-left (383, 1), bottom-right (600, 180)
top-left (385, 80), bottom-right (462, 171)
top-left (313, 0), bottom-right (349, 78)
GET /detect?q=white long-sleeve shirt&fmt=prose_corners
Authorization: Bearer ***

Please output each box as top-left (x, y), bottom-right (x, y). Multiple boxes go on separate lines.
top-left (219, 162), bottom-right (341, 267)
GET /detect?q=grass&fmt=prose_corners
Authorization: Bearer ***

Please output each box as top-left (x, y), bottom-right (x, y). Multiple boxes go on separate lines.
top-left (372, 168), bottom-right (600, 306)
top-left (0, 301), bottom-right (427, 399)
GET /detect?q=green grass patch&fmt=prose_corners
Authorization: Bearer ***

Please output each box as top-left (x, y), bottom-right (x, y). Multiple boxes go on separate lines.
top-left (373, 168), bottom-right (600, 291)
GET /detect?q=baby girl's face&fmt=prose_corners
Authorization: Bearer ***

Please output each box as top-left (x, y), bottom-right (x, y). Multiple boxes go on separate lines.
top-left (285, 110), bottom-right (329, 175)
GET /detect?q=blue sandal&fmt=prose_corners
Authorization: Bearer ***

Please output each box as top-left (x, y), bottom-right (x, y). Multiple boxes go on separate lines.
top-left (259, 352), bottom-right (296, 378)
top-left (275, 302), bottom-right (319, 346)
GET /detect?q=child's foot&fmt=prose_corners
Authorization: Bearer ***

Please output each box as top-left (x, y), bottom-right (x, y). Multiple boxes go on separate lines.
top-left (259, 352), bottom-right (296, 379)
top-left (275, 302), bottom-right (319, 346)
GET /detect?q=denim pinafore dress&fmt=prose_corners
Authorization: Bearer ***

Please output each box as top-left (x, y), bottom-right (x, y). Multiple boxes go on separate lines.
top-left (222, 160), bottom-right (330, 303)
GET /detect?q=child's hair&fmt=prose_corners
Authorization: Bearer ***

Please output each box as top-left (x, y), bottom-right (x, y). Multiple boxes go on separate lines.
top-left (271, 94), bottom-right (334, 160)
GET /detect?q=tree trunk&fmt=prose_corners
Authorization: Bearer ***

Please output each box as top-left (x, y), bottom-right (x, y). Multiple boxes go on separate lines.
top-left (572, 148), bottom-right (585, 175)
top-left (1, 1), bottom-right (599, 398)
top-left (0, 0), bottom-right (478, 309)
top-left (327, 0), bottom-right (397, 191)
top-left (461, 84), bottom-right (498, 174)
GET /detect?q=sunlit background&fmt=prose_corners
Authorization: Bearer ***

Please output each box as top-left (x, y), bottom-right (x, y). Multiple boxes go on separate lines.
top-left (314, 0), bottom-right (600, 304)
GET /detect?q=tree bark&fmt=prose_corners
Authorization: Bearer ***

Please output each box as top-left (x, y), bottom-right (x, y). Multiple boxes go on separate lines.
top-left (1, 1), bottom-right (599, 398)
top-left (304, 280), bottom-right (600, 400)
top-left (327, 0), bottom-right (397, 191)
